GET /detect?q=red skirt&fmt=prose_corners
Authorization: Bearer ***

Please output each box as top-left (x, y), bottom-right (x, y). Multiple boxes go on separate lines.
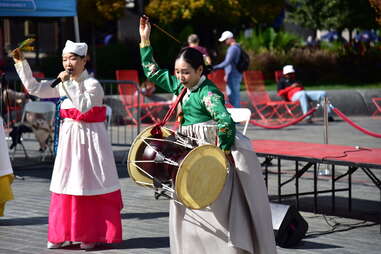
top-left (48, 190), bottom-right (123, 244)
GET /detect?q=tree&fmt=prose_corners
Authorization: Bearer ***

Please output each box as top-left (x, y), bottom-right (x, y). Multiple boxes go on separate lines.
top-left (78, 0), bottom-right (125, 26)
top-left (77, 0), bottom-right (125, 75)
top-left (369, 0), bottom-right (381, 26)
top-left (286, 0), bottom-right (329, 37)
top-left (145, 0), bottom-right (284, 29)
top-left (144, 0), bottom-right (285, 63)
top-left (322, 0), bottom-right (377, 41)
top-left (286, 0), bottom-right (377, 42)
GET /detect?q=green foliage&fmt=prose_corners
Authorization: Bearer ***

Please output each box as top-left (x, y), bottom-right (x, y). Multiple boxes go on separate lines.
top-left (287, 0), bottom-right (377, 33)
top-left (369, 0), bottom-right (381, 26)
top-left (238, 28), bottom-right (302, 54)
top-left (286, 0), bottom-right (329, 30)
top-left (247, 46), bottom-right (381, 84)
top-left (78, 0), bottom-right (125, 27)
top-left (145, 0), bottom-right (284, 27)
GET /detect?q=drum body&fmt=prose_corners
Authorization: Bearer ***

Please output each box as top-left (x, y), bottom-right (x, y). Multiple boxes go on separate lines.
top-left (128, 126), bottom-right (228, 209)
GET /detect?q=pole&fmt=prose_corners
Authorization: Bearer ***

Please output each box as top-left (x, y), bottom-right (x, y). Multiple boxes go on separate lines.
top-left (323, 96), bottom-right (328, 145)
top-left (319, 96), bottom-right (331, 175)
top-left (73, 16), bottom-right (80, 42)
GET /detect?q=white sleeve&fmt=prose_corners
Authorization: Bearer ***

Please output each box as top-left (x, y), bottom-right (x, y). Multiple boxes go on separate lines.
top-left (62, 77), bottom-right (104, 113)
top-left (14, 60), bottom-right (60, 99)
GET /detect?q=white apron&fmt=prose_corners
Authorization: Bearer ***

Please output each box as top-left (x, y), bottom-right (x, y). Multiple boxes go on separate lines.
top-left (0, 117), bottom-right (13, 177)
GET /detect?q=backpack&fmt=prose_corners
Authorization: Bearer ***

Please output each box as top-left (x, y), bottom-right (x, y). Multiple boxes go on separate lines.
top-left (236, 46), bottom-right (250, 73)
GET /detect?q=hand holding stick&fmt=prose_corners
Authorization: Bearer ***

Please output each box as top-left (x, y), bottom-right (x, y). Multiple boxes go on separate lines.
top-left (139, 14), bottom-right (152, 42)
top-left (10, 38), bottom-right (35, 63)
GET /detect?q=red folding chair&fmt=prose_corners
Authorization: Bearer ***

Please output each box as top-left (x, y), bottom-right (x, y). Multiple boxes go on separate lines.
top-left (208, 69), bottom-right (230, 104)
top-left (116, 70), bottom-right (173, 125)
top-left (32, 72), bottom-right (45, 79)
top-left (243, 70), bottom-right (300, 122)
top-left (371, 97), bottom-right (381, 118)
top-left (275, 70), bottom-right (283, 82)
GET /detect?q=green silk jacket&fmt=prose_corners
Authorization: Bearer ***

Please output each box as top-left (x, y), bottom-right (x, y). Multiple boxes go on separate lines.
top-left (140, 46), bottom-right (235, 151)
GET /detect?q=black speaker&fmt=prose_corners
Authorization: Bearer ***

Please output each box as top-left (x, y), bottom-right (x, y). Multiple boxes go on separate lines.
top-left (270, 203), bottom-right (308, 248)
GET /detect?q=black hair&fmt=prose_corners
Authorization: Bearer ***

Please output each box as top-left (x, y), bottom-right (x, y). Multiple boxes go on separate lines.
top-left (176, 47), bottom-right (212, 75)
top-left (63, 53), bottom-right (85, 59)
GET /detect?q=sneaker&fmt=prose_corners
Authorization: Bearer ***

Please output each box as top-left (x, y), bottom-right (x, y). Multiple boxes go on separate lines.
top-left (47, 241), bottom-right (63, 249)
top-left (80, 242), bottom-right (97, 250)
top-left (46, 241), bottom-right (71, 249)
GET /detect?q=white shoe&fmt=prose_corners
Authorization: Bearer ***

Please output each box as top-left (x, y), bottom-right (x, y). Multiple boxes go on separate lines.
top-left (47, 241), bottom-right (63, 249)
top-left (46, 241), bottom-right (71, 249)
top-left (80, 242), bottom-right (96, 250)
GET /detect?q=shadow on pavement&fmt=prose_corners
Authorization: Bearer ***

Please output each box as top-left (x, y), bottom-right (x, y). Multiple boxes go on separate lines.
top-left (0, 216), bottom-right (48, 226)
top-left (113, 237), bottom-right (169, 249)
top-left (270, 196), bottom-right (380, 222)
top-left (121, 212), bottom-right (169, 220)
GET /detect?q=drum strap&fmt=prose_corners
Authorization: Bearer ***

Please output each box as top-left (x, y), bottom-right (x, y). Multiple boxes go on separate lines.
top-left (151, 87), bottom-right (187, 137)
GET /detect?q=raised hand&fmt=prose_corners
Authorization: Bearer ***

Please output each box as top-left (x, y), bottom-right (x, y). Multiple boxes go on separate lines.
top-left (10, 48), bottom-right (24, 63)
top-left (139, 15), bottom-right (151, 41)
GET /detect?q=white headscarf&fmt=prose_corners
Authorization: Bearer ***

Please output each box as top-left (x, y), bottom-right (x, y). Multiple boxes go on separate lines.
top-left (62, 40), bottom-right (88, 56)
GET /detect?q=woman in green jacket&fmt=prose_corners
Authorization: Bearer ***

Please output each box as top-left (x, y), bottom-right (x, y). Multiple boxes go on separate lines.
top-left (139, 17), bottom-right (277, 254)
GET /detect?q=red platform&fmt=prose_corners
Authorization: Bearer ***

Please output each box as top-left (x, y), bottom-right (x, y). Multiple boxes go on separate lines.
top-left (251, 139), bottom-right (381, 232)
top-left (252, 139), bottom-right (381, 168)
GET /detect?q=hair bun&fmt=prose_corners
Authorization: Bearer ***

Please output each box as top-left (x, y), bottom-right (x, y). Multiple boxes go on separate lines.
top-left (204, 65), bottom-right (213, 75)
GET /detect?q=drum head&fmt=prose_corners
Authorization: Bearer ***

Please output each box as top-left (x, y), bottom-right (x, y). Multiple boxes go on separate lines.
top-left (128, 126), bottom-right (172, 187)
top-left (176, 144), bottom-right (228, 210)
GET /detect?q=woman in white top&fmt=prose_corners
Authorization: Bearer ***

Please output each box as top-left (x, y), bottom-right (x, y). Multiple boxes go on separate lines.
top-left (12, 40), bottom-right (122, 250)
top-left (0, 117), bottom-right (14, 217)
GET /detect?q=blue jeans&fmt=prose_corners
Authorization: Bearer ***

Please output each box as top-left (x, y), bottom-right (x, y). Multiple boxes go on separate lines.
top-left (227, 72), bottom-right (242, 108)
top-left (291, 90), bottom-right (331, 115)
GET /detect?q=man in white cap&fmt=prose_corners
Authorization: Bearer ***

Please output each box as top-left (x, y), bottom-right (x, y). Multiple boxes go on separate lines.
top-left (277, 64), bottom-right (334, 122)
top-left (213, 30), bottom-right (243, 108)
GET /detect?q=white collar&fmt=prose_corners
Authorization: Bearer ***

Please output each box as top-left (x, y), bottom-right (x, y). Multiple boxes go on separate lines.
top-left (188, 75), bottom-right (205, 92)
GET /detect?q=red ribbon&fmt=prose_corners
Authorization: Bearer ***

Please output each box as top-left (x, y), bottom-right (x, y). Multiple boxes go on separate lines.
top-left (150, 87), bottom-right (187, 137)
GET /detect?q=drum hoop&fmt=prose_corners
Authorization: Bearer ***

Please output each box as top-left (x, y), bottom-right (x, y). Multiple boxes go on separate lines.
top-left (127, 125), bottom-right (172, 187)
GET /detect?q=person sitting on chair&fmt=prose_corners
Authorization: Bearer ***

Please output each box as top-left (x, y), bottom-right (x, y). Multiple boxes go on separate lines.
top-left (277, 65), bottom-right (335, 123)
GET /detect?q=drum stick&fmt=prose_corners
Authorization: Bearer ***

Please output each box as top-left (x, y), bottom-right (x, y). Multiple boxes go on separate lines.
top-left (141, 14), bottom-right (182, 45)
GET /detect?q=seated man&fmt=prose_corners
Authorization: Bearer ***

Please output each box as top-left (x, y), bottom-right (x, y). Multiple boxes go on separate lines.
top-left (9, 111), bottom-right (52, 152)
top-left (277, 65), bottom-right (334, 122)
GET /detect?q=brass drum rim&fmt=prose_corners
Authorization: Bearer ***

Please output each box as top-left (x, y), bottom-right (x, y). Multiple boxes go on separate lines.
top-left (127, 125), bottom-right (172, 187)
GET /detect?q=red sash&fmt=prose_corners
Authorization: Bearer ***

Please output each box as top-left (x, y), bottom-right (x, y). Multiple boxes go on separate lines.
top-left (60, 106), bottom-right (106, 122)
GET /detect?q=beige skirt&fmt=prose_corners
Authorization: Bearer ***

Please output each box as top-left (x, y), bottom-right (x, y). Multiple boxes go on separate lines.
top-left (170, 123), bottom-right (277, 254)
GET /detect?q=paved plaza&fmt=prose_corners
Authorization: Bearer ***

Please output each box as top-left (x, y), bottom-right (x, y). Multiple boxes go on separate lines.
top-left (1, 116), bottom-right (381, 254)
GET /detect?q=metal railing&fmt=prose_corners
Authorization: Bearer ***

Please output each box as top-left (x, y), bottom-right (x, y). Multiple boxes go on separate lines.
top-left (1, 77), bottom-right (143, 160)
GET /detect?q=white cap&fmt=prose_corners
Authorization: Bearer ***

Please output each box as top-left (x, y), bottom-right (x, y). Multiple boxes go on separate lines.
top-left (62, 40), bottom-right (88, 56)
top-left (218, 31), bottom-right (234, 42)
top-left (283, 65), bottom-right (295, 75)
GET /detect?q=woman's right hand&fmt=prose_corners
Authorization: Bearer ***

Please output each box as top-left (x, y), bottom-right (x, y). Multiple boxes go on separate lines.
top-left (57, 70), bottom-right (70, 83)
top-left (11, 48), bottom-right (24, 63)
top-left (139, 15), bottom-right (151, 41)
